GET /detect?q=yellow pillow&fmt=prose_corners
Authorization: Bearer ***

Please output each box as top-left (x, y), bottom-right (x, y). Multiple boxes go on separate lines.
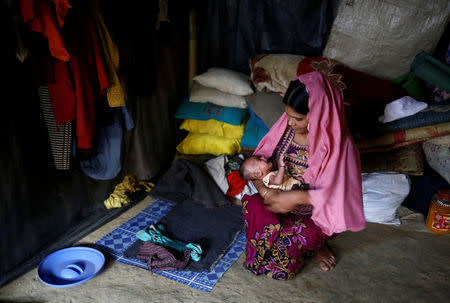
top-left (180, 119), bottom-right (245, 139)
top-left (176, 133), bottom-right (241, 156)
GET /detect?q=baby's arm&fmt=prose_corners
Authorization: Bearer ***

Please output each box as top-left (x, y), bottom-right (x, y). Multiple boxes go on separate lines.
top-left (269, 167), bottom-right (285, 185)
top-left (268, 154), bottom-right (286, 185)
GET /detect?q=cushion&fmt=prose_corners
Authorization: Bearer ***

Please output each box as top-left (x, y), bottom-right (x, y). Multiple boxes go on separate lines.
top-left (249, 54), bottom-right (304, 94)
top-left (360, 143), bottom-right (424, 176)
top-left (176, 133), bottom-right (241, 156)
top-left (193, 67), bottom-right (254, 96)
top-left (245, 92), bottom-right (285, 128)
top-left (190, 81), bottom-right (247, 109)
top-left (422, 135), bottom-right (450, 183)
top-left (240, 114), bottom-right (269, 149)
top-left (175, 96), bottom-right (248, 126)
top-left (180, 119), bottom-right (245, 139)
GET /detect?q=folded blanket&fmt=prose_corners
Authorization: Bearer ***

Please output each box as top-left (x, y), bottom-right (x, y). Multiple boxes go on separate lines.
top-left (157, 199), bottom-right (244, 272)
top-left (357, 122), bottom-right (450, 154)
top-left (150, 158), bottom-right (229, 208)
top-left (411, 51), bottom-right (450, 91)
top-left (355, 99), bottom-right (450, 140)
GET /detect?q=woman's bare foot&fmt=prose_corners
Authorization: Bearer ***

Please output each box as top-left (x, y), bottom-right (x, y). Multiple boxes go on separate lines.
top-left (316, 243), bottom-right (336, 271)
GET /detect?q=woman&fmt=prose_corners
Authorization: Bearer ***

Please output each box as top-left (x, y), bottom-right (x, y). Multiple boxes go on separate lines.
top-left (242, 71), bottom-right (365, 280)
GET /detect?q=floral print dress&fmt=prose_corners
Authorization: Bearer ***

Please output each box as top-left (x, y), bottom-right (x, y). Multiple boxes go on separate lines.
top-left (242, 127), bottom-right (329, 280)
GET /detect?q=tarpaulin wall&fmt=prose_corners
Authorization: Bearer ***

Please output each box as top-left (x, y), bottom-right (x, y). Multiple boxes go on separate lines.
top-left (197, 0), bottom-right (338, 74)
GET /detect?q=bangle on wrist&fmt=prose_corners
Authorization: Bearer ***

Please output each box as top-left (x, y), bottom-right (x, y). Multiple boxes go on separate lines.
top-left (262, 188), bottom-right (271, 199)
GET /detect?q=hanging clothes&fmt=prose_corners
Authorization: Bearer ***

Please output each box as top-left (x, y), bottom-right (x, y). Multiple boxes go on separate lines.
top-left (46, 6), bottom-right (109, 149)
top-left (80, 106), bottom-right (134, 180)
top-left (91, 0), bottom-right (126, 107)
top-left (20, 0), bottom-right (71, 62)
top-left (37, 86), bottom-right (72, 170)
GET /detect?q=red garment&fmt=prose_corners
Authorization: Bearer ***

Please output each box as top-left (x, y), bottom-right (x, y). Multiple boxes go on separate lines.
top-left (47, 60), bottom-right (76, 125)
top-left (21, 0), bottom-right (71, 62)
top-left (226, 171), bottom-right (247, 198)
top-left (48, 13), bottom-right (109, 149)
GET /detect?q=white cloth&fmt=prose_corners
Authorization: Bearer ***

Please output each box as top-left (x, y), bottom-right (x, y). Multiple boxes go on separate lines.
top-left (204, 155), bottom-right (229, 194)
top-left (378, 96), bottom-right (428, 123)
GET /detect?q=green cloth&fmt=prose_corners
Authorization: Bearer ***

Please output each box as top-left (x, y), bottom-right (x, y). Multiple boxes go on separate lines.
top-left (392, 72), bottom-right (427, 101)
top-left (410, 51), bottom-right (450, 91)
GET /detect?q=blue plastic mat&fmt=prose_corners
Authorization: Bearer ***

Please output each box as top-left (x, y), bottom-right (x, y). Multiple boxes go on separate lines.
top-left (94, 199), bottom-right (246, 292)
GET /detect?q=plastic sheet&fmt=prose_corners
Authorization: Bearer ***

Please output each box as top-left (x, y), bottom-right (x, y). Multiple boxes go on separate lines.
top-left (362, 173), bottom-right (410, 225)
top-left (324, 0), bottom-right (450, 80)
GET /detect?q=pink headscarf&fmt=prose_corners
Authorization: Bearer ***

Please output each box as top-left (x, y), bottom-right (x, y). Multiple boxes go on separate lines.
top-left (253, 71), bottom-right (365, 236)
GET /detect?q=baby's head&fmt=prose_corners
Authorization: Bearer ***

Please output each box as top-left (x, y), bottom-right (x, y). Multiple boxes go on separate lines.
top-left (240, 156), bottom-right (273, 180)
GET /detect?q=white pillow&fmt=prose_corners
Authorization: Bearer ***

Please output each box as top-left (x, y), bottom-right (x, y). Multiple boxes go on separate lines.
top-left (193, 67), bottom-right (254, 96)
top-left (190, 81), bottom-right (247, 109)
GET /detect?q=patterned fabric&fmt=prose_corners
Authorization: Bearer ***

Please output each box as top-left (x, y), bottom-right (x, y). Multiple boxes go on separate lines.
top-left (136, 241), bottom-right (190, 271)
top-left (37, 86), bottom-right (72, 170)
top-left (360, 143), bottom-right (424, 176)
top-left (357, 121), bottom-right (450, 154)
top-left (243, 126), bottom-right (330, 280)
top-left (272, 127), bottom-right (309, 182)
top-left (243, 195), bottom-right (328, 280)
top-left (262, 171), bottom-right (302, 191)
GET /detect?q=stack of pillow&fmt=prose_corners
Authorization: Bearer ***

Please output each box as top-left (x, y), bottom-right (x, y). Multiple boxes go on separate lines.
top-left (175, 67), bottom-right (253, 156)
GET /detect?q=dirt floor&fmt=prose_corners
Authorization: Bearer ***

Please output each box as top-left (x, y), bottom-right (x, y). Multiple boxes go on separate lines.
top-left (1, 196), bottom-right (449, 303)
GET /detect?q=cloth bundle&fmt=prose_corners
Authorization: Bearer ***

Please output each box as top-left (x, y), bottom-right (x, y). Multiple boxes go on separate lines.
top-left (104, 175), bottom-right (154, 209)
top-left (136, 241), bottom-right (191, 271)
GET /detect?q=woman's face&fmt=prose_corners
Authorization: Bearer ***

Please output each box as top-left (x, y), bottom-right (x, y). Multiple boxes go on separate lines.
top-left (285, 105), bottom-right (308, 134)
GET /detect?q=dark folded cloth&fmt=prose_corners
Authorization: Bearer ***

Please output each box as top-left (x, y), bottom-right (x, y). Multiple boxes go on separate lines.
top-left (157, 199), bottom-right (244, 272)
top-left (150, 158), bottom-right (229, 208)
top-left (136, 241), bottom-right (190, 271)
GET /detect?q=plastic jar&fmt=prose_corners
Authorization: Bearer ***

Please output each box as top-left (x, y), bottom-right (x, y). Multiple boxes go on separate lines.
top-left (426, 189), bottom-right (450, 234)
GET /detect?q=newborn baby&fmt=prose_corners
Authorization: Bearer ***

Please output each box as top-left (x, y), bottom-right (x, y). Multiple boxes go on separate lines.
top-left (239, 155), bottom-right (302, 191)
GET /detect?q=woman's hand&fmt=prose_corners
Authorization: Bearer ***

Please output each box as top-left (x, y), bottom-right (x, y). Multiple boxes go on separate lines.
top-left (251, 180), bottom-right (310, 214)
top-left (264, 190), bottom-right (298, 214)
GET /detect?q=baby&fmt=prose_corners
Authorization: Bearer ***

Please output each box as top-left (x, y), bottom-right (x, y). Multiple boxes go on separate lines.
top-left (239, 155), bottom-right (303, 191)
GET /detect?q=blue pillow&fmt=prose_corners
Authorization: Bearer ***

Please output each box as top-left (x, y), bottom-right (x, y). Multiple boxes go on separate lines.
top-left (248, 104), bottom-right (270, 130)
top-left (241, 114), bottom-right (269, 149)
top-left (175, 96), bottom-right (248, 126)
